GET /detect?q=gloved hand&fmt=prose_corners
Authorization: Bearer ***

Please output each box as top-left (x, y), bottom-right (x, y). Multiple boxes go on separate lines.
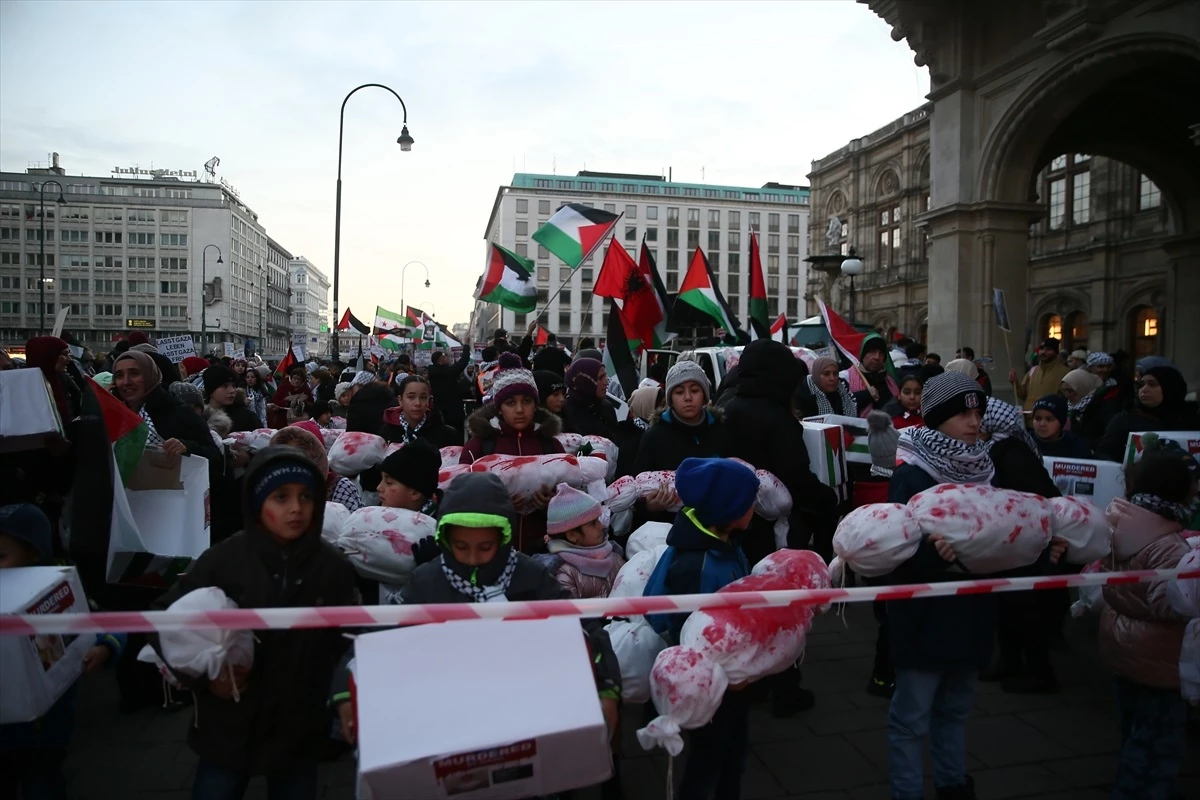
top-left (412, 535), bottom-right (441, 567)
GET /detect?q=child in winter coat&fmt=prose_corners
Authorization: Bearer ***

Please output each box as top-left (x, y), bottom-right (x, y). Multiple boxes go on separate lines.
top-left (0, 504), bottom-right (126, 800)
top-left (541, 483), bottom-right (625, 599)
top-left (1030, 394), bottom-right (1092, 459)
top-left (153, 448), bottom-right (358, 800)
top-left (332, 473), bottom-right (622, 790)
top-left (642, 458), bottom-right (760, 800)
top-left (460, 353), bottom-right (563, 553)
top-left (377, 439), bottom-right (441, 516)
top-left (883, 373), bottom-right (1066, 800)
top-left (1099, 451), bottom-right (1195, 799)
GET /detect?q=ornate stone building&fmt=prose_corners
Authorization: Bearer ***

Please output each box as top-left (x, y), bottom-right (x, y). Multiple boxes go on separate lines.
top-left (806, 107), bottom-right (1174, 367)
top-left (817, 0), bottom-right (1200, 388)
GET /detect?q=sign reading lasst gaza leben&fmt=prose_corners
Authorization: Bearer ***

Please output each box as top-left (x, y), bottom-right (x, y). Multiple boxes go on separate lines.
top-left (156, 335), bottom-right (196, 364)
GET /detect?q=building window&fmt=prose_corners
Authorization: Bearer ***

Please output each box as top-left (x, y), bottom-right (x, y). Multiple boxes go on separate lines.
top-left (728, 210), bottom-right (740, 231)
top-left (767, 234), bottom-right (779, 254)
top-left (667, 229), bottom-right (679, 248)
top-left (537, 266), bottom-right (550, 282)
top-left (536, 199), bottom-right (550, 215)
top-left (709, 253), bottom-right (719, 270)
top-left (1043, 313), bottom-right (1063, 342)
top-left (1044, 154), bottom-right (1090, 230)
top-left (708, 231), bottom-right (720, 251)
top-left (666, 272), bottom-right (678, 292)
top-left (666, 251), bottom-right (679, 271)
top-left (559, 267), bottom-right (572, 281)
top-left (787, 256), bottom-right (799, 273)
top-left (645, 227), bottom-right (657, 242)
top-left (787, 214), bottom-right (800, 234)
top-left (515, 199), bottom-right (528, 214)
top-left (603, 203), bottom-right (616, 214)
top-left (515, 242), bottom-right (528, 257)
top-left (1138, 175), bottom-right (1161, 210)
top-left (1066, 311), bottom-right (1088, 353)
top-left (1132, 306), bottom-right (1159, 360)
top-left (878, 205), bottom-right (901, 268)
top-left (687, 230), bottom-right (699, 250)
top-left (727, 274), bottom-right (739, 293)
top-left (768, 213), bottom-right (780, 233)
top-left (727, 232), bottom-right (741, 251)
top-left (767, 255), bottom-right (779, 274)
top-left (538, 245), bottom-right (549, 260)
top-left (646, 206), bottom-right (658, 220)
top-left (667, 207), bottom-right (679, 226)
top-left (515, 221), bottom-right (528, 236)
top-left (748, 212), bottom-right (760, 232)
top-left (727, 253), bottom-right (740, 272)
top-left (625, 205), bottom-right (637, 219)
top-left (787, 235), bottom-right (800, 255)
top-left (687, 209), bottom-right (700, 228)
top-left (624, 225), bottom-right (637, 242)
top-left (708, 209), bottom-right (720, 227)
top-left (535, 179), bottom-right (552, 189)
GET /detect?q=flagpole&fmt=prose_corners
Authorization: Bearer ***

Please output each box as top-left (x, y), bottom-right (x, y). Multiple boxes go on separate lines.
top-left (535, 212), bottom-right (624, 319)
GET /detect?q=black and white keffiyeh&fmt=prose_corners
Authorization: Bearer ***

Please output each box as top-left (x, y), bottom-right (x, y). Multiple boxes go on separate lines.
top-left (397, 413), bottom-right (427, 444)
top-left (897, 426), bottom-right (995, 485)
top-left (139, 406), bottom-right (166, 448)
top-left (981, 397), bottom-right (1039, 455)
top-left (1130, 493), bottom-right (1188, 523)
top-left (807, 375), bottom-right (858, 417)
top-left (440, 547), bottom-right (519, 602)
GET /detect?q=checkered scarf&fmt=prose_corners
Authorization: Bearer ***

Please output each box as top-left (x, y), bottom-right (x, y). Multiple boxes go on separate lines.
top-left (139, 406), bottom-right (165, 448)
top-left (897, 426), bottom-right (995, 485)
top-left (1130, 493), bottom-right (1189, 524)
top-left (440, 547), bottom-right (519, 602)
top-left (981, 397), bottom-right (1039, 455)
top-left (807, 374), bottom-right (858, 417)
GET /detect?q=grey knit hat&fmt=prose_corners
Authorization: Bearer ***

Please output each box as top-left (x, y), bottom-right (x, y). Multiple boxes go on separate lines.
top-left (867, 410), bottom-right (899, 477)
top-left (665, 360), bottom-right (712, 403)
top-left (169, 380), bottom-right (204, 408)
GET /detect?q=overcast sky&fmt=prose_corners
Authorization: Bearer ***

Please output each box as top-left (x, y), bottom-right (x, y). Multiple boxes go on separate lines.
top-left (0, 0), bottom-right (928, 328)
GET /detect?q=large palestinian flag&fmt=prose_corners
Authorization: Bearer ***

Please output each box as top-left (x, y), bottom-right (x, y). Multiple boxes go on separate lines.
top-left (669, 247), bottom-right (739, 336)
top-left (532, 203), bottom-right (620, 269)
top-left (477, 243), bottom-right (536, 313)
top-left (748, 230), bottom-right (770, 337)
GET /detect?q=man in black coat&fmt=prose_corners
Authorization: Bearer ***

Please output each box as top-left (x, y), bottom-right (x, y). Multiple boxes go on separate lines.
top-left (426, 343), bottom-right (472, 436)
top-left (532, 333), bottom-right (572, 376)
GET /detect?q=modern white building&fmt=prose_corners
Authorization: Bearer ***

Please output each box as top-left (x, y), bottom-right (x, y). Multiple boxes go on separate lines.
top-left (264, 236), bottom-right (293, 355)
top-left (475, 171), bottom-right (810, 346)
top-left (0, 154), bottom-right (311, 357)
top-left (289, 256), bottom-right (330, 358)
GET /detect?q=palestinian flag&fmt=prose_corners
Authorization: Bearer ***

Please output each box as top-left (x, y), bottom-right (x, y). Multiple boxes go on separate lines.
top-left (669, 247), bottom-right (740, 337)
top-left (274, 345), bottom-right (303, 376)
top-left (337, 308), bottom-right (371, 335)
top-left (770, 313), bottom-right (789, 343)
top-left (476, 242), bottom-right (536, 313)
top-left (373, 306), bottom-right (414, 338)
top-left (379, 334), bottom-right (409, 352)
top-left (408, 306), bottom-right (462, 350)
top-left (532, 203), bottom-right (620, 269)
top-left (83, 378), bottom-right (147, 483)
top-left (748, 230), bottom-right (770, 338)
top-left (638, 239), bottom-right (675, 348)
top-left (602, 300), bottom-right (641, 399)
top-left (816, 296), bottom-right (865, 364)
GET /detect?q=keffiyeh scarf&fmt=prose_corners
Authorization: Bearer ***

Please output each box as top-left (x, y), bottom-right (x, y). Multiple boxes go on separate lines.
top-left (440, 547), bottom-right (520, 602)
top-left (981, 397), bottom-right (1040, 455)
top-left (397, 414), bottom-right (427, 443)
top-left (807, 375), bottom-right (858, 417)
top-left (897, 426), bottom-right (995, 485)
top-left (1130, 493), bottom-right (1189, 523)
top-left (139, 406), bottom-right (166, 448)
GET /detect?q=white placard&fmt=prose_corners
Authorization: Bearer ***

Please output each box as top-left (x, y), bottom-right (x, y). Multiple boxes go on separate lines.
top-left (222, 342), bottom-right (236, 358)
top-left (156, 335), bottom-right (196, 364)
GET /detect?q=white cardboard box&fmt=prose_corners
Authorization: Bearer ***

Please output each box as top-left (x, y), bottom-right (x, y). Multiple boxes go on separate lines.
top-left (355, 617), bottom-right (611, 799)
top-left (1122, 431), bottom-right (1200, 469)
top-left (1042, 457), bottom-right (1126, 511)
top-left (801, 420), bottom-right (849, 500)
top-left (804, 413), bottom-right (871, 464)
top-left (0, 369), bottom-right (65, 453)
top-left (0, 566), bottom-right (91, 723)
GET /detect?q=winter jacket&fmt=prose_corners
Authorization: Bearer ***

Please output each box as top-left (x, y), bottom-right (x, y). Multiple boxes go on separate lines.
top-left (214, 401), bottom-right (262, 433)
top-left (269, 381), bottom-right (313, 429)
top-left (880, 396), bottom-right (923, 430)
top-left (631, 409), bottom-right (732, 527)
top-left (1076, 377), bottom-right (1135, 446)
top-left (532, 346), bottom-right (573, 377)
top-left (427, 349), bottom-right (472, 428)
top-left (1034, 431), bottom-right (1092, 459)
top-left (883, 462), bottom-right (1054, 670)
top-left (643, 507), bottom-right (750, 643)
top-left (716, 342), bottom-right (838, 560)
top-left (541, 545), bottom-right (627, 600)
top-left (0, 633), bottom-right (126, 751)
top-left (795, 377), bottom-right (856, 419)
top-left (460, 405), bottom-right (565, 554)
top-left (152, 447), bottom-right (358, 774)
top-left (1098, 498), bottom-right (1190, 689)
top-left (1014, 361), bottom-right (1069, 411)
top-left (343, 382), bottom-right (398, 436)
top-left (380, 407), bottom-right (460, 449)
top-left (1095, 403), bottom-right (1200, 463)
top-left (989, 437), bottom-right (1061, 498)
top-left (563, 395), bottom-right (641, 478)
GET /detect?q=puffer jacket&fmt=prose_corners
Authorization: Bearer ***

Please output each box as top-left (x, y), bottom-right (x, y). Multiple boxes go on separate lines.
top-left (547, 549), bottom-right (626, 599)
top-left (1098, 498), bottom-right (1190, 689)
top-left (152, 447), bottom-right (359, 774)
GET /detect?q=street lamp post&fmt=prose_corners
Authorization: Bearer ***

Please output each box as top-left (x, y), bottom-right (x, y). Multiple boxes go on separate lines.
top-left (840, 247), bottom-right (864, 326)
top-left (37, 180), bottom-right (65, 335)
top-left (202, 245), bottom-right (223, 354)
top-left (332, 83), bottom-right (414, 362)
top-left (400, 260), bottom-right (430, 322)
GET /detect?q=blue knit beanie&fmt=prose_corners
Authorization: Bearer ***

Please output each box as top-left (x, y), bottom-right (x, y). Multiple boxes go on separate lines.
top-left (675, 458), bottom-right (759, 527)
top-left (1032, 394), bottom-right (1068, 427)
top-left (252, 457), bottom-right (318, 514)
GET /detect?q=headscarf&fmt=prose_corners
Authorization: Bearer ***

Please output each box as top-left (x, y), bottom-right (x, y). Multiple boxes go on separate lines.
top-left (1135, 356), bottom-right (1173, 375)
top-left (806, 357), bottom-right (856, 416)
top-left (1062, 368), bottom-right (1102, 398)
top-left (112, 350), bottom-right (163, 397)
top-left (736, 339), bottom-right (803, 406)
top-left (565, 358), bottom-right (604, 405)
top-left (25, 336), bottom-right (72, 420)
top-left (981, 397), bottom-right (1039, 455)
top-left (1142, 364), bottom-right (1188, 420)
top-left (943, 358), bottom-right (979, 379)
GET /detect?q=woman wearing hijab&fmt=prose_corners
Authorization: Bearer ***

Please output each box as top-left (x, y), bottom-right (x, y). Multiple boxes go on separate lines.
top-left (1096, 364), bottom-right (1199, 462)
top-left (794, 356), bottom-right (856, 418)
top-left (26, 336), bottom-right (82, 423)
top-left (1059, 367), bottom-right (1104, 445)
top-left (562, 357), bottom-right (640, 476)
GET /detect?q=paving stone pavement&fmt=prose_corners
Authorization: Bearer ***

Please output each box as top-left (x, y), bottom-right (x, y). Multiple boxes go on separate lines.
top-left (65, 604), bottom-right (1199, 800)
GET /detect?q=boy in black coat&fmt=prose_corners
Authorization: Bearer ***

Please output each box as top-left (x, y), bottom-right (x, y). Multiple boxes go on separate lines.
top-left (153, 448), bottom-right (358, 800)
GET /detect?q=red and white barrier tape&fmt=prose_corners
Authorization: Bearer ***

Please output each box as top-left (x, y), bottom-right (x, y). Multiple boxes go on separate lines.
top-left (1, 567), bottom-right (1196, 636)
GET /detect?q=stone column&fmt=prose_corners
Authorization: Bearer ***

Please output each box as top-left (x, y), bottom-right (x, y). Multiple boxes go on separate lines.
top-left (1162, 232), bottom-right (1200, 391)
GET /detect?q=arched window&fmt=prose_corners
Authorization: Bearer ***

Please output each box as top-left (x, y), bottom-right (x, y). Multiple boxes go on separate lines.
top-left (876, 171), bottom-right (901, 269)
top-left (1042, 313), bottom-right (1063, 343)
top-left (1044, 154), bottom-right (1091, 230)
top-left (1065, 311), bottom-right (1088, 353)
top-left (1131, 306), bottom-right (1159, 360)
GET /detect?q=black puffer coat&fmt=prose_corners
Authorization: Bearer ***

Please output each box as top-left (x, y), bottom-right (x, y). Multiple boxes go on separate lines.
top-left (152, 447), bottom-right (358, 774)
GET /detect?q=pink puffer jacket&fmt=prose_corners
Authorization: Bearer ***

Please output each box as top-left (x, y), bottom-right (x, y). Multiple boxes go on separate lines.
top-left (553, 554), bottom-right (626, 600)
top-left (1097, 498), bottom-right (1190, 689)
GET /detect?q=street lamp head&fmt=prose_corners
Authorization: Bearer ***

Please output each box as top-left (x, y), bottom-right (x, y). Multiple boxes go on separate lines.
top-left (55, 193), bottom-right (66, 206)
top-left (841, 247), bottom-right (864, 277)
top-left (397, 125), bottom-right (414, 152)
top-left (424, 278), bottom-right (430, 288)
top-left (217, 256), bottom-right (224, 264)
